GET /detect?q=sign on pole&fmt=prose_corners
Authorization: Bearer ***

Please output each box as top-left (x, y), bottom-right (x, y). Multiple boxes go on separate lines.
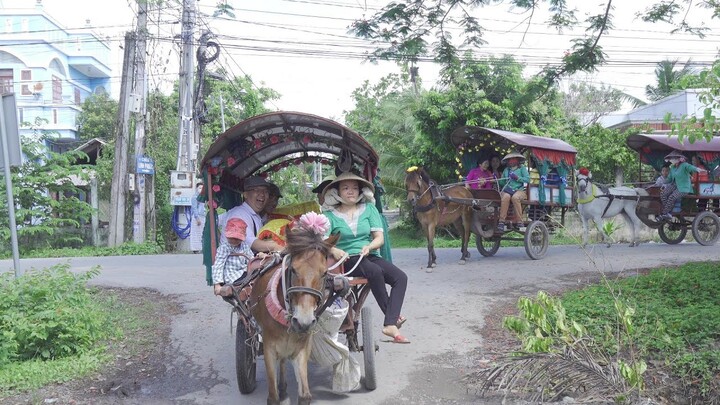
top-left (136, 155), bottom-right (155, 174)
top-left (0, 92), bottom-right (22, 277)
top-left (0, 93), bottom-right (21, 170)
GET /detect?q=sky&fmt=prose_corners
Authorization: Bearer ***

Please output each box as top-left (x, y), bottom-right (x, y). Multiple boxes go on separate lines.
top-left (4, 0), bottom-right (720, 122)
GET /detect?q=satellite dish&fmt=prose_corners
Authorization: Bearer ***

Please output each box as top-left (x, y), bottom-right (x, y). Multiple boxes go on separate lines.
top-left (33, 82), bottom-right (43, 92)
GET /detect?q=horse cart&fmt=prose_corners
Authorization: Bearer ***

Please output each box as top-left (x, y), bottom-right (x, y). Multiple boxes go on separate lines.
top-left (199, 111), bottom-right (385, 401)
top-left (450, 127), bottom-right (577, 260)
top-left (626, 133), bottom-right (720, 246)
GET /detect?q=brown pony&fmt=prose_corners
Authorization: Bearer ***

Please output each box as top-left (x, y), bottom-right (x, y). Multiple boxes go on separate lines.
top-left (404, 167), bottom-right (473, 269)
top-left (250, 226), bottom-right (340, 405)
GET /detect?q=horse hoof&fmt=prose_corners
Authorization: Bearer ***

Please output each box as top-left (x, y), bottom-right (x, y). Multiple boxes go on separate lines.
top-left (425, 267), bottom-right (434, 273)
top-left (431, 263), bottom-right (437, 268)
top-left (458, 259), bottom-right (466, 265)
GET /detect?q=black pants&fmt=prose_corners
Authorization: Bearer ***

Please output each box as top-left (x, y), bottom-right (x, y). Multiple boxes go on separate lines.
top-left (346, 255), bottom-right (407, 327)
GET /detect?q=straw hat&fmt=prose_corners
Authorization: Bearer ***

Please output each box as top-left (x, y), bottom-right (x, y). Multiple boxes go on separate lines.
top-left (664, 150), bottom-right (685, 161)
top-left (502, 151), bottom-right (525, 162)
top-left (322, 171), bottom-right (374, 199)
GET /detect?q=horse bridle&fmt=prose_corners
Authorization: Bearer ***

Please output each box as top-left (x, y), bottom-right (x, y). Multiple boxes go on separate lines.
top-left (280, 253), bottom-right (351, 322)
top-left (407, 177), bottom-right (436, 212)
top-left (577, 176), bottom-right (589, 193)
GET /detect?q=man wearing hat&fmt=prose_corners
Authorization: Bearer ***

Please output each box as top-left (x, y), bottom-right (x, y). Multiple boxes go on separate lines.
top-left (657, 150), bottom-right (703, 221)
top-left (497, 152), bottom-right (530, 231)
top-left (220, 176), bottom-right (284, 253)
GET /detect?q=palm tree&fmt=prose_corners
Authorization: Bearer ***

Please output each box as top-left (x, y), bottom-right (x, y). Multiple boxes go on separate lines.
top-left (645, 59), bottom-right (696, 101)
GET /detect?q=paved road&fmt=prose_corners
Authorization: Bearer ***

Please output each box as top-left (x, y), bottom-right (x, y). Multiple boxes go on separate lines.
top-left (2, 242), bottom-right (718, 404)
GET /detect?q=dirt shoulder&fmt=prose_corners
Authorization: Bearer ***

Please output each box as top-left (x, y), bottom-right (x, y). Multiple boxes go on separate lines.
top-left (0, 288), bottom-right (182, 405)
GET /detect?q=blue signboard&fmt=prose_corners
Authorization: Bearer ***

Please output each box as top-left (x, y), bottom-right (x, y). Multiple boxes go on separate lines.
top-left (136, 155), bottom-right (155, 175)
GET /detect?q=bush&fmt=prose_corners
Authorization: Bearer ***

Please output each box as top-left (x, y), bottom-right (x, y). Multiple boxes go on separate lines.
top-left (0, 264), bottom-right (118, 367)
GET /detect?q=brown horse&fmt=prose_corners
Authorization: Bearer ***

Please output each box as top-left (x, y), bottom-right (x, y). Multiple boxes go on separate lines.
top-left (404, 167), bottom-right (473, 269)
top-left (250, 226), bottom-right (340, 405)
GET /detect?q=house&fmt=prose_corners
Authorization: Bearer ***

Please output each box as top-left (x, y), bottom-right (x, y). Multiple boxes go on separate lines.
top-left (0, 0), bottom-right (112, 150)
top-left (600, 89), bottom-right (720, 133)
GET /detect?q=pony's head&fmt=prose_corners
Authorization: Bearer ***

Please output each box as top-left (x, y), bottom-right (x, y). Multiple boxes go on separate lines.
top-left (404, 166), bottom-right (431, 204)
top-left (575, 167), bottom-right (592, 193)
top-left (283, 221), bottom-right (339, 333)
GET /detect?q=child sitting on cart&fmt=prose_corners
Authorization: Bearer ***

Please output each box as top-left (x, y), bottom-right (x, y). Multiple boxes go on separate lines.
top-left (212, 218), bottom-right (266, 297)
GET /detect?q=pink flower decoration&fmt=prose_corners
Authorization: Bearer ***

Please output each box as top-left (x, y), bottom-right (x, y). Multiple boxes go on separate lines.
top-left (254, 139), bottom-right (262, 149)
top-left (208, 167), bottom-right (218, 175)
top-left (302, 135), bottom-right (311, 144)
top-left (227, 157), bottom-right (236, 166)
top-left (212, 184), bottom-right (220, 192)
top-left (298, 212), bottom-right (330, 236)
top-left (270, 135), bottom-right (280, 144)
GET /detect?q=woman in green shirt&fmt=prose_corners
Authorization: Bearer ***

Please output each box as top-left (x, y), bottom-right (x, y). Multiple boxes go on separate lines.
top-left (658, 150), bottom-right (703, 221)
top-left (497, 152), bottom-right (530, 231)
top-left (322, 172), bottom-right (410, 344)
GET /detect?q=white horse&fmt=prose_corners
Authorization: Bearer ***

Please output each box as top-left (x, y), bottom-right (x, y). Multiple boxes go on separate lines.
top-left (576, 171), bottom-right (643, 247)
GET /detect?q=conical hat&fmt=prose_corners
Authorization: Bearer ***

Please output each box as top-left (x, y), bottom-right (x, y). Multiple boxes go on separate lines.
top-left (664, 150), bottom-right (684, 160)
top-left (502, 152), bottom-right (525, 162)
top-left (322, 171), bottom-right (374, 199)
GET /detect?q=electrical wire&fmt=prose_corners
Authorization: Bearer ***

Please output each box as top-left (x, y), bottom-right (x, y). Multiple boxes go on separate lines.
top-left (172, 206), bottom-right (191, 239)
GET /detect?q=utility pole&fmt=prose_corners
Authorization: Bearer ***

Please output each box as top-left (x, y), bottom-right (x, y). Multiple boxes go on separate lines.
top-left (132, 0), bottom-right (148, 243)
top-left (108, 32), bottom-right (136, 247)
top-left (177, 0), bottom-right (196, 173)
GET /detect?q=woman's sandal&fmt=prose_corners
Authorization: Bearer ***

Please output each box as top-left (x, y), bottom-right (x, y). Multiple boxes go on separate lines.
top-left (396, 316), bottom-right (407, 329)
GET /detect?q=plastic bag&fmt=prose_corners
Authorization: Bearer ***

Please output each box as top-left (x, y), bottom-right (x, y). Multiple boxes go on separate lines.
top-left (309, 298), bottom-right (361, 393)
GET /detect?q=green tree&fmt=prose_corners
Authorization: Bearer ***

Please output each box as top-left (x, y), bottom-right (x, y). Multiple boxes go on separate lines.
top-left (645, 59), bottom-right (697, 101)
top-left (412, 55), bottom-right (567, 181)
top-left (556, 124), bottom-right (641, 185)
top-left (562, 81), bottom-right (645, 126)
top-left (0, 122), bottom-right (94, 252)
top-left (344, 72), bottom-right (421, 202)
top-left (76, 92), bottom-right (118, 141)
top-left (351, 1), bottom-right (712, 88)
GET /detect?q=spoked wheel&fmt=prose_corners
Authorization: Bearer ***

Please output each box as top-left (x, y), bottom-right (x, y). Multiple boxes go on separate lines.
top-left (637, 212), bottom-right (662, 229)
top-left (524, 220), bottom-right (549, 260)
top-left (658, 217), bottom-right (688, 244)
top-left (692, 211), bottom-right (720, 246)
top-left (235, 318), bottom-right (259, 394)
top-left (360, 306), bottom-right (377, 391)
top-left (476, 234), bottom-right (501, 257)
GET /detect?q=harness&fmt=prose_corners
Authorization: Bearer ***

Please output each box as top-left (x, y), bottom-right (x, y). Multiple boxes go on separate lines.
top-left (577, 178), bottom-right (640, 217)
top-left (408, 181), bottom-right (466, 215)
top-left (263, 253), bottom-right (351, 329)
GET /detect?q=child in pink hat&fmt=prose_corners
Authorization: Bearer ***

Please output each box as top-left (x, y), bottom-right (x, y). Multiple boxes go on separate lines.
top-left (212, 218), bottom-right (263, 296)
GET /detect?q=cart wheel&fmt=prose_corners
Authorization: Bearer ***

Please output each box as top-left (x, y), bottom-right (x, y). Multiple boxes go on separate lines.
top-left (658, 217), bottom-right (687, 244)
top-left (524, 220), bottom-right (549, 260)
top-left (235, 319), bottom-right (258, 394)
top-left (692, 211), bottom-right (720, 246)
top-left (475, 234), bottom-right (500, 257)
top-left (360, 306), bottom-right (377, 390)
top-left (637, 212), bottom-right (661, 229)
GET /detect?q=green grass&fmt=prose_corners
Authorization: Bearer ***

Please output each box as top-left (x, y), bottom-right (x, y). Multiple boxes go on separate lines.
top-left (560, 262), bottom-right (720, 395)
top-left (0, 266), bottom-right (162, 395)
top-left (0, 242), bottom-right (163, 259)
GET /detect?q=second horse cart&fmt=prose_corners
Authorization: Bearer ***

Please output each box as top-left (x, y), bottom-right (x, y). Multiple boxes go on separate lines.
top-left (451, 126), bottom-right (577, 259)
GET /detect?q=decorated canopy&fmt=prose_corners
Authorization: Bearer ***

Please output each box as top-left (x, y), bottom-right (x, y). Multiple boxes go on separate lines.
top-left (201, 111), bottom-right (379, 190)
top-left (626, 134), bottom-right (720, 171)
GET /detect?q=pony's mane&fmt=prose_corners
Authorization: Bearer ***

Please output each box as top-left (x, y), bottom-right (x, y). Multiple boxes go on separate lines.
top-left (285, 227), bottom-right (330, 258)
